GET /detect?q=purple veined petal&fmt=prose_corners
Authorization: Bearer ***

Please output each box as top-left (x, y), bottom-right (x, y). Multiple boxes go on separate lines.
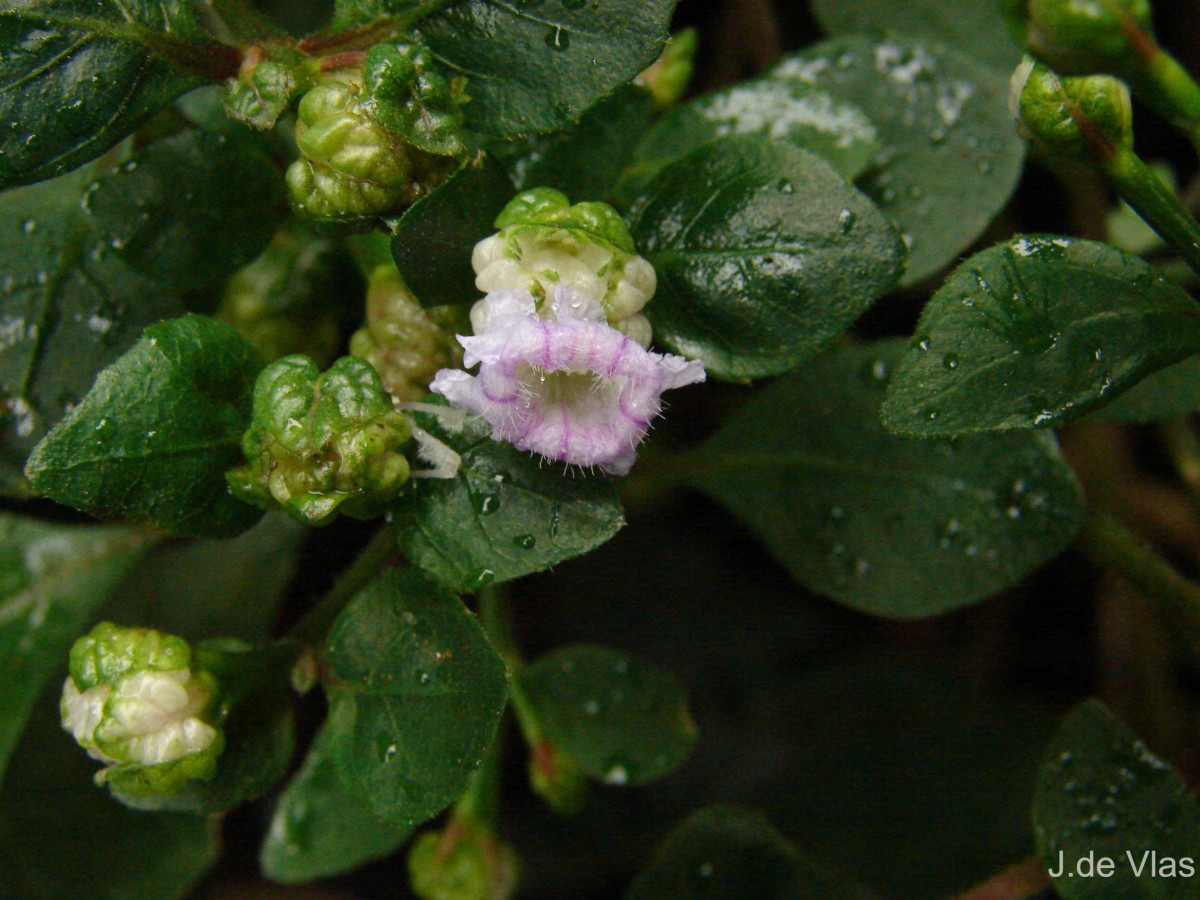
top-left (432, 287), bottom-right (706, 474)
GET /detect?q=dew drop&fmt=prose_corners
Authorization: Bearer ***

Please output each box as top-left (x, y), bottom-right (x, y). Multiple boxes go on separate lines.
top-left (603, 765), bottom-right (628, 785)
top-left (21, 219), bottom-right (36, 235)
top-left (838, 208), bottom-right (856, 233)
top-left (583, 700), bottom-right (600, 715)
top-left (513, 533), bottom-right (536, 550)
top-left (778, 178), bottom-right (794, 194)
top-left (942, 353), bottom-right (959, 370)
top-left (916, 336), bottom-right (931, 352)
top-left (698, 862), bottom-right (715, 879)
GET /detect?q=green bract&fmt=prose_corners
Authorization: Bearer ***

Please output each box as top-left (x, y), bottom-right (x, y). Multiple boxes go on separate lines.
top-left (349, 265), bottom-right (463, 402)
top-left (286, 73), bottom-right (454, 224)
top-left (60, 623), bottom-right (224, 796)
top-left (364, 42), bottom-right (467, 158)
top-left (223, 51), bottom-right (310, 131)
top-left (408, 819), bottom-right (519, 900)
top-left (1010, 59), bottom-right (1134, 161)
top-left (215, 226), bottom-right (344, 367)
top-left (1001, 0), bottom-right (1153, 76)
top-left (226, 356), bottom-right (412, 526)
top-left (474, 188), bottom-right (655, 344)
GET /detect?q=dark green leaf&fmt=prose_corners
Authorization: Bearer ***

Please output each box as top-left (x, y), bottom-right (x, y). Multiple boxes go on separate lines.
top-left (0, 168), bottom-right (186, 496)
top-left (390, 153), bottom-right (514, 307)
top-left (261, 724), bottom-right (413, 883)
top-left (0, 689), bottom-right (217, 900)
top-left (691, 340), bottom-right (1086, 618)
top-left (629, 138), bottom-right (905, 382)
top-left (25, 314), bottom-right (264, 538)
top-left (627, 806), bottom-right (869, 900)
top-left (115, 647), bottom-right (295, 814)
top-left (811, 0), bottom-right (1022, 74)
top-left (1088, 357), bottom-right (1200, 423)
top-left (416, 0), bottom-right (675, 136)
top-left (0, 3), bottom-right (218, 188)
top-left (1033, 700), bottom-right (1200, 898)
top-left (325, 568), bottom-right (508, 826)
top-left (770, 36), bottom-right (1025, 284)
top-left (391, 403), bottom-right (625, 593)
top-left (0, 515), bottom-right (156, 785)
top-left (85, 130), bottom-right (286, 292)
top-left (520, 644), bottom-right (696, 786)
top-left (492, 84), bottom-right (656, 201)
top-left (113, 513), bottom-right (304, 641)
top-left (618, 77), bottom-right (879, 205)
top-left (881, 237), bottom-right (1200, 435)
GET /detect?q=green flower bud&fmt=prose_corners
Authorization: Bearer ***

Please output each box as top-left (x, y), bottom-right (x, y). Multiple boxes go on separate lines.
top-left (1001, 0), bottom-right (1153, 76)
top-left (61, 623), bottom-right (225, 796)
top-left (638, 28), bottom-right (698, 109)
top-left (364, 42), bottom-right (468, 158)
top-left (349, 265), bottom-right (463, 403)
top-left (1010, 57), bottom-right (1133, 162)
top-left (215, 226), bottom-right (344, 366)
top-left (473, 188), bottom-right (656, 346)
top-left (286, 74), bottom-right (414, 223)
top-left (226, 355), bottom-right (412, 525)
top-left (223, 47), bottom-right (310, 130)
top-left (408, 818), bottom-right (519, 900)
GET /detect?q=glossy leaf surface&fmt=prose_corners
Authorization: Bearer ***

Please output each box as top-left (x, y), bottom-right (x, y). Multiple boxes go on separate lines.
top-left (0, 2), bottom-right (213, 188)
top-left (629, 137), bottom-right (904, 381)
top-left (692, 341), bottom-right (1086, 618)
top-left (770, 36), bottom-right (1024, 284)
top-left (0, 168), bottom-right (185, 495)
top-left (25, 315), bottom-right (263, 538)
top-left (416, 0), bottom-right (674, 136)
top-left (1033, 700), bottom-right (1200, 898)
top-left (881, 237), bottom-right (1200, 435)
top-left (391, 403), bottom-right (625, 593)
top-left (325, 568), bottom-right (508, 825)
top-left (519, 644), bottom-right (696, 787)
top-left (261, 724), bottom-right (413, 883)
top-left (390, 153), bottom-right (514, 308)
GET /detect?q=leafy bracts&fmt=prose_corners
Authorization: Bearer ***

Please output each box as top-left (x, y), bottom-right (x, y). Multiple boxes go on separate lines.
top-left (61, 623), bottom-right (224, 796)
top-left (227, 356), bottom-right (412, 525)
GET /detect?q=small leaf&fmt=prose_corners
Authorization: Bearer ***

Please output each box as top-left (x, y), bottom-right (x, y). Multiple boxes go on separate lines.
top-left (629, 137), bottom-right (905, 382)
top-left (0, 167), bottom-right (186, 495)
top-left (25, 314), bottom-right (264, 538)
top-left (0, 3), bottom-right (219, 188)
top-left (85, 130), bottom-right (286, 293)
top-left (0, 693), bottom-right (217, 900)
top-left (324, 568), bottom-right (508, 826)
top-left (770, 36), bottom-right (1025, 284)
top-left (811, 0), bottom-right (1022, 74)
top-left (0, 515), bottom-right (157, 784)
top-left (1033, 700), bottom-right (1200, 898)
top-left (391, 404), bottom-right (625, 594)
top-left (627, 806), bottom-right (868, 900)
top-left (1089, 357), bottom-right (1200, 423)
top-left (691, 340), bottom-right (1086, 618)
top-left (261, 724), bottom-right (413, 884)
top-left (390, 153), bottom-right (514, 307)
top-left (881, 237), bottom-right (1200, 436)
top-left (520, 645), bottom-right (696, 787)
top-left (491, 84), bottom-right (656, 201)
top-left (415, 0), bottom-right (675, 136)
top-left (619, 77), bottom-right (879, 204)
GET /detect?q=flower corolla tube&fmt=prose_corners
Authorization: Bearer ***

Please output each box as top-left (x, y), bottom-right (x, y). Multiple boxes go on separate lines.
top-left (431, 287), bottom-right (704, 475)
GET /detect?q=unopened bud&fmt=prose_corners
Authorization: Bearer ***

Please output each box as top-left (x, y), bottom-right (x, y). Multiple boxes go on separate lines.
top-left (1001, 0), bottom-right (1154, 77)
top-left (1010, 58), bottom-right (1133, 161)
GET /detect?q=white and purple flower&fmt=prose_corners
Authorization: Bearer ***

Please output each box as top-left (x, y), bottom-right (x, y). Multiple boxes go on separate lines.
top-left (430, 288), bottom-right (705, 475)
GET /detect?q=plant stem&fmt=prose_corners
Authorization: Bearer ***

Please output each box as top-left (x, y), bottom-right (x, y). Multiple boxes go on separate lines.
top-left (1076, 509), bottom-right (1200, 645)
top-left (1102, 147), bottom-right (1200, 276)
top-left (1136, 49), bottom-right (1200, 151)
top-left (453, 720), bottom-right (504, 826)
top-left (288, 526), bottom-right (400, 646)
top-left (477, 586), bottom-right (542, 748)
